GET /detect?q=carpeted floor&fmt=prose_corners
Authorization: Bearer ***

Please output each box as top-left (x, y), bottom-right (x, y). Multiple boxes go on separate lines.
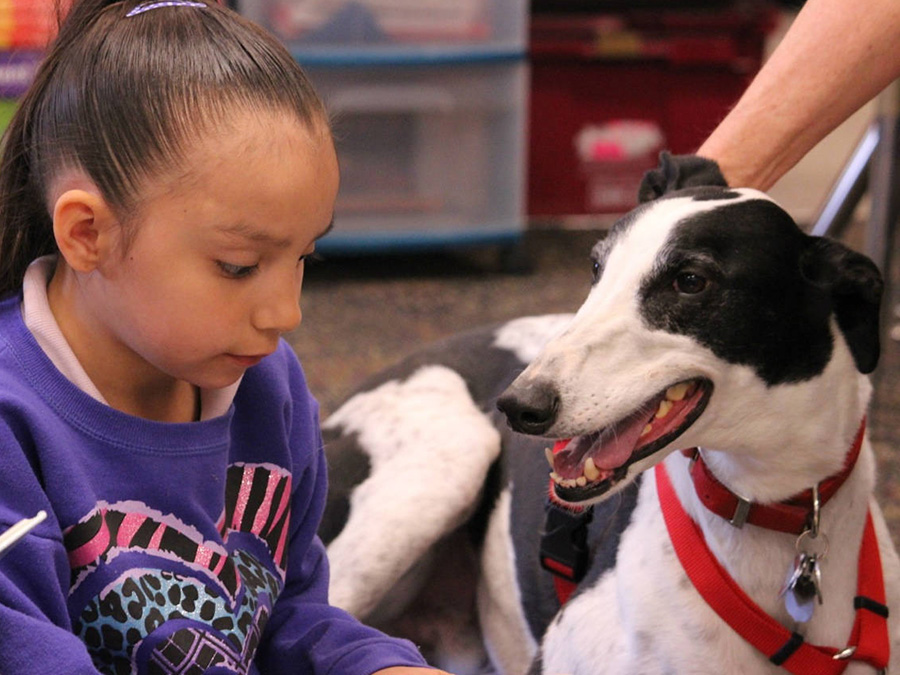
top-left (287, 221), bottom-right (900, 545)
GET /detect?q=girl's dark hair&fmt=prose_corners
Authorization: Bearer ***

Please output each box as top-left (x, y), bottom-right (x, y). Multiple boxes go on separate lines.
top-left (0, 0), bottom-right (328, 296)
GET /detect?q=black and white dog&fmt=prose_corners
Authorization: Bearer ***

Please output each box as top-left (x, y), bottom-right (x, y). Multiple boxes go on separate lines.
top-left (318, 155), bottom-right (900, 674)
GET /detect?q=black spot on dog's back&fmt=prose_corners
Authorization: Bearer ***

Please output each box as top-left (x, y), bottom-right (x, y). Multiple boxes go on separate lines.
top-left (320, 429), bottom-right (371, 545)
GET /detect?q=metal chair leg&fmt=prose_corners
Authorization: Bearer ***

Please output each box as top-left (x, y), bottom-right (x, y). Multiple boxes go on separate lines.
top-left (810, 123), bottom-right (880, 239)
top-left (865, 108), bottom-right (900, 277)
top-left (809, 79), bottom-right (900, 370)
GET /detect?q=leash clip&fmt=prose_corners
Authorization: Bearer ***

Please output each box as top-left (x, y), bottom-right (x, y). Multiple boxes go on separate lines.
top-left (832, 646), bottom-right (856, 660)
top-left (687, 448), bottom-right (700, 471)
top-left (807, 484), bottom-right (821, 538)
top-left (729, 496), bottom-right (751, 529)
top-left (691, 448), bottom-right (751, 528)
top-left (540, 504), bottom-right (593, 584)
top-left (831, 646), bottom-right (885, 674)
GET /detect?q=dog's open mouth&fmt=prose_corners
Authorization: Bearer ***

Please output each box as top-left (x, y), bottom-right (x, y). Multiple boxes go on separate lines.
top-left (549, 378), bottom-right (712, 504)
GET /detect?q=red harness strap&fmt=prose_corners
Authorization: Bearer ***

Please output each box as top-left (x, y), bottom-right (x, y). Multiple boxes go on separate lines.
top-left (655, 462), bottom-right (889, 673)
top-left (682, 419), bottom-right (867, 534)
top-left (551, 572), bottom-right (578, 606)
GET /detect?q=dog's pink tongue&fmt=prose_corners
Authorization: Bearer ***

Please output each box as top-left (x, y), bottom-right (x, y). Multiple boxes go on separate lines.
top-left (552, 411), bottom-right (648, 477)
top-left (589, 415), bottom-right (647, 470)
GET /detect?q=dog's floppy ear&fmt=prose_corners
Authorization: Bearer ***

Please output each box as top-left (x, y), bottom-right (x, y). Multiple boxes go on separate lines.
top-left (638, 151), bottom-right (729, 203)
top-left (801, 237), bottom-right (884, 373)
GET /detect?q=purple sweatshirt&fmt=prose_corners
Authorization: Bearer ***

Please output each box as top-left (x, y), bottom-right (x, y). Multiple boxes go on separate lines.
top-left (0, 292), bottom-right (427, 674)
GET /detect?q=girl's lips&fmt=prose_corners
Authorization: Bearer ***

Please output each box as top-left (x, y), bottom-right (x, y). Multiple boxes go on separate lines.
top-left (228, 354), bottom-right (267, 368)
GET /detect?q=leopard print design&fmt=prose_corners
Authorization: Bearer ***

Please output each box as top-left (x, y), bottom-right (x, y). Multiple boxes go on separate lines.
top-left (63, 463), bottom-right (291, 674)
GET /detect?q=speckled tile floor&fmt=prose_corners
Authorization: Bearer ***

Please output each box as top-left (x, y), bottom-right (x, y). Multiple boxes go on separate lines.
top-left (287, 222), bottom-right (900, 546)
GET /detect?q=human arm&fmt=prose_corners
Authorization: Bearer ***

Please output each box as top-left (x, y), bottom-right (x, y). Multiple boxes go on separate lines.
top-left (0, 421), bottom-right (102, 674)
top-left (254, 347), bottom-right (438, 674)
top-left (697, 0), bottom-right (900, 190)
top-left (257, 508), bottom-right (435, 674)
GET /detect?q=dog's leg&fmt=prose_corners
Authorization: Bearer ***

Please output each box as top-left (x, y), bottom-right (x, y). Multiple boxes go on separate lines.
top-left (536, 488), bottom-right (651, 675)
top-left (323, 365), bottom-right (501, 619)
top-left (478, 486), bottom-right (538, 675)
top-left (373, 529), bottom-right (492, 675)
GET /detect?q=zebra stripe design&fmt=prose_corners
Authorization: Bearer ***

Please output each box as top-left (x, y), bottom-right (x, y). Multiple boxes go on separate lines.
top-left (64, 463), bottom-right (292, 601)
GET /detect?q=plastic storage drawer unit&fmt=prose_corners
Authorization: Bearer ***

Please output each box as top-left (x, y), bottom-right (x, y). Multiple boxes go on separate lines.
top-left (305, 61), bottom-right (527, 254)
top-left (239, 0), bottom-right (527, 61)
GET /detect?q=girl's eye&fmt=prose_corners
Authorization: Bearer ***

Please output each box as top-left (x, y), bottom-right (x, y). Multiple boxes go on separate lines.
top-left (217, 261), bottom-right (259, 279)
top-left (674, 271), bottom-right (708, 294)
top-left (300, 251), bottom-right (323, 265)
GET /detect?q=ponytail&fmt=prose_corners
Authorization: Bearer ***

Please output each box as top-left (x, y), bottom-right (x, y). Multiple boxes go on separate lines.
top-left (0, 0), bottom-right (326, 298)
top-left (0, 95), bottom-right (53, 297)
top-left (0, 0), bottom-right (117, 297)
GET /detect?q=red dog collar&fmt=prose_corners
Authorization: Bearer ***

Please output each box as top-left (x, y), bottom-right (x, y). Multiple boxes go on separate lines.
top-left (682, 419), bottom-right (867, 534)
top-left (657, 461), bottom-right (889, 673)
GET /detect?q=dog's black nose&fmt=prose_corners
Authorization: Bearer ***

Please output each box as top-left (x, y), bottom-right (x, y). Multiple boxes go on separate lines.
top-left (497, 383), bottom-right (560, 436)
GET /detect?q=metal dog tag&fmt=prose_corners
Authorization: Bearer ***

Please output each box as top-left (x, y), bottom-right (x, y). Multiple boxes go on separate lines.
top-left (780, 552), bottom-right (823, 623)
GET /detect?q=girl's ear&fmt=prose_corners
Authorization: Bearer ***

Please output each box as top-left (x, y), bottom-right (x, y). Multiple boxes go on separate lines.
top-left (52, 189), bottom-right (118, 273)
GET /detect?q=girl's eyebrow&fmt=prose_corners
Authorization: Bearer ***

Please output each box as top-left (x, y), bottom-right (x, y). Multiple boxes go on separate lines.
top-left (215, 216), bottom-right (334, 247)
top-left (215, 222), bottom-right (291, 247)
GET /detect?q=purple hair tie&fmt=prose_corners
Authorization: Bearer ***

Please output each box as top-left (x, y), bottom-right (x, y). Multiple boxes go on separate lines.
top-left (126, 0), bottom-right (207, 17)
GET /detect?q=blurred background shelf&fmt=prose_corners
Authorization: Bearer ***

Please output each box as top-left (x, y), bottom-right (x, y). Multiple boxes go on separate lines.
top-left (527, 4), bottom-right (777, 218)
top-left (234, 0), bottom-right (782, 250)
top-left (305, 59), bottom-right (527, 260)
top-left (239, 0), bottom-right (528, 56)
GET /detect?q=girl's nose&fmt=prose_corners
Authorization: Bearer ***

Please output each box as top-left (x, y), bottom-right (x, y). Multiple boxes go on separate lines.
top-left (253, 275), bottom-right (303, 334)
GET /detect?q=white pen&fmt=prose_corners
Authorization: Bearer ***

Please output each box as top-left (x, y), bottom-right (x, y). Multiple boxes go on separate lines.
top-left (0, 511), bottom-right (47, 560)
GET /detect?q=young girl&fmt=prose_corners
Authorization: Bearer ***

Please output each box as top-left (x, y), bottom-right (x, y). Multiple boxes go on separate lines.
top-left (0, 0), bottom-right (447, 673)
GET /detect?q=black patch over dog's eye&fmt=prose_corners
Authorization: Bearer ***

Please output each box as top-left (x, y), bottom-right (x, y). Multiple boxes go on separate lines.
top-left (674, 271), bottom-right (708, 294)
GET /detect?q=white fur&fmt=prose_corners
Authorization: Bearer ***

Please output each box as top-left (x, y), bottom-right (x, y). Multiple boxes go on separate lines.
top-left (477, 487), bottom-right (538, 674)
top-left (504, 190), bottom-right (900, 673)
top-left (324, 365), bottom-right (501, 618)
top-left (492, 314), bottom-right (575, 364)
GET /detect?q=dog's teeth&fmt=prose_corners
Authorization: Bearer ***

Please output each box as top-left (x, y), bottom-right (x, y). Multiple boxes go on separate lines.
top-left (551, 472), bottom-right (589, 489)
top-left (545, 447), bottom-right (555, 469)
top-left (656, 400), bottom-right (673, 419)
top-left (584, 457), bottom-right (600, 481)
top-left (641, 424), bottom-right (652, 437)
top-left (666, 383), bottom-right (690, 401)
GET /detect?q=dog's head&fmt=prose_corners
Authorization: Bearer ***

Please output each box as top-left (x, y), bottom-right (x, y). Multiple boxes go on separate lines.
top-left (498, 153), bottom-right (883, 506)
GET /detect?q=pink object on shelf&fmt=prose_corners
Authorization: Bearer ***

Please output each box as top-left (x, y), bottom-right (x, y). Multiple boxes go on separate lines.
top-left (574, 119), bottom-right (664, 213)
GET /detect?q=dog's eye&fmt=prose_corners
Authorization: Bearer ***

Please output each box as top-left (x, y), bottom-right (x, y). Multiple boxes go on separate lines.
top-left (591, 260), bottom-right (601, 282)
top-left (674, 272), bottom-right (708, 294)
